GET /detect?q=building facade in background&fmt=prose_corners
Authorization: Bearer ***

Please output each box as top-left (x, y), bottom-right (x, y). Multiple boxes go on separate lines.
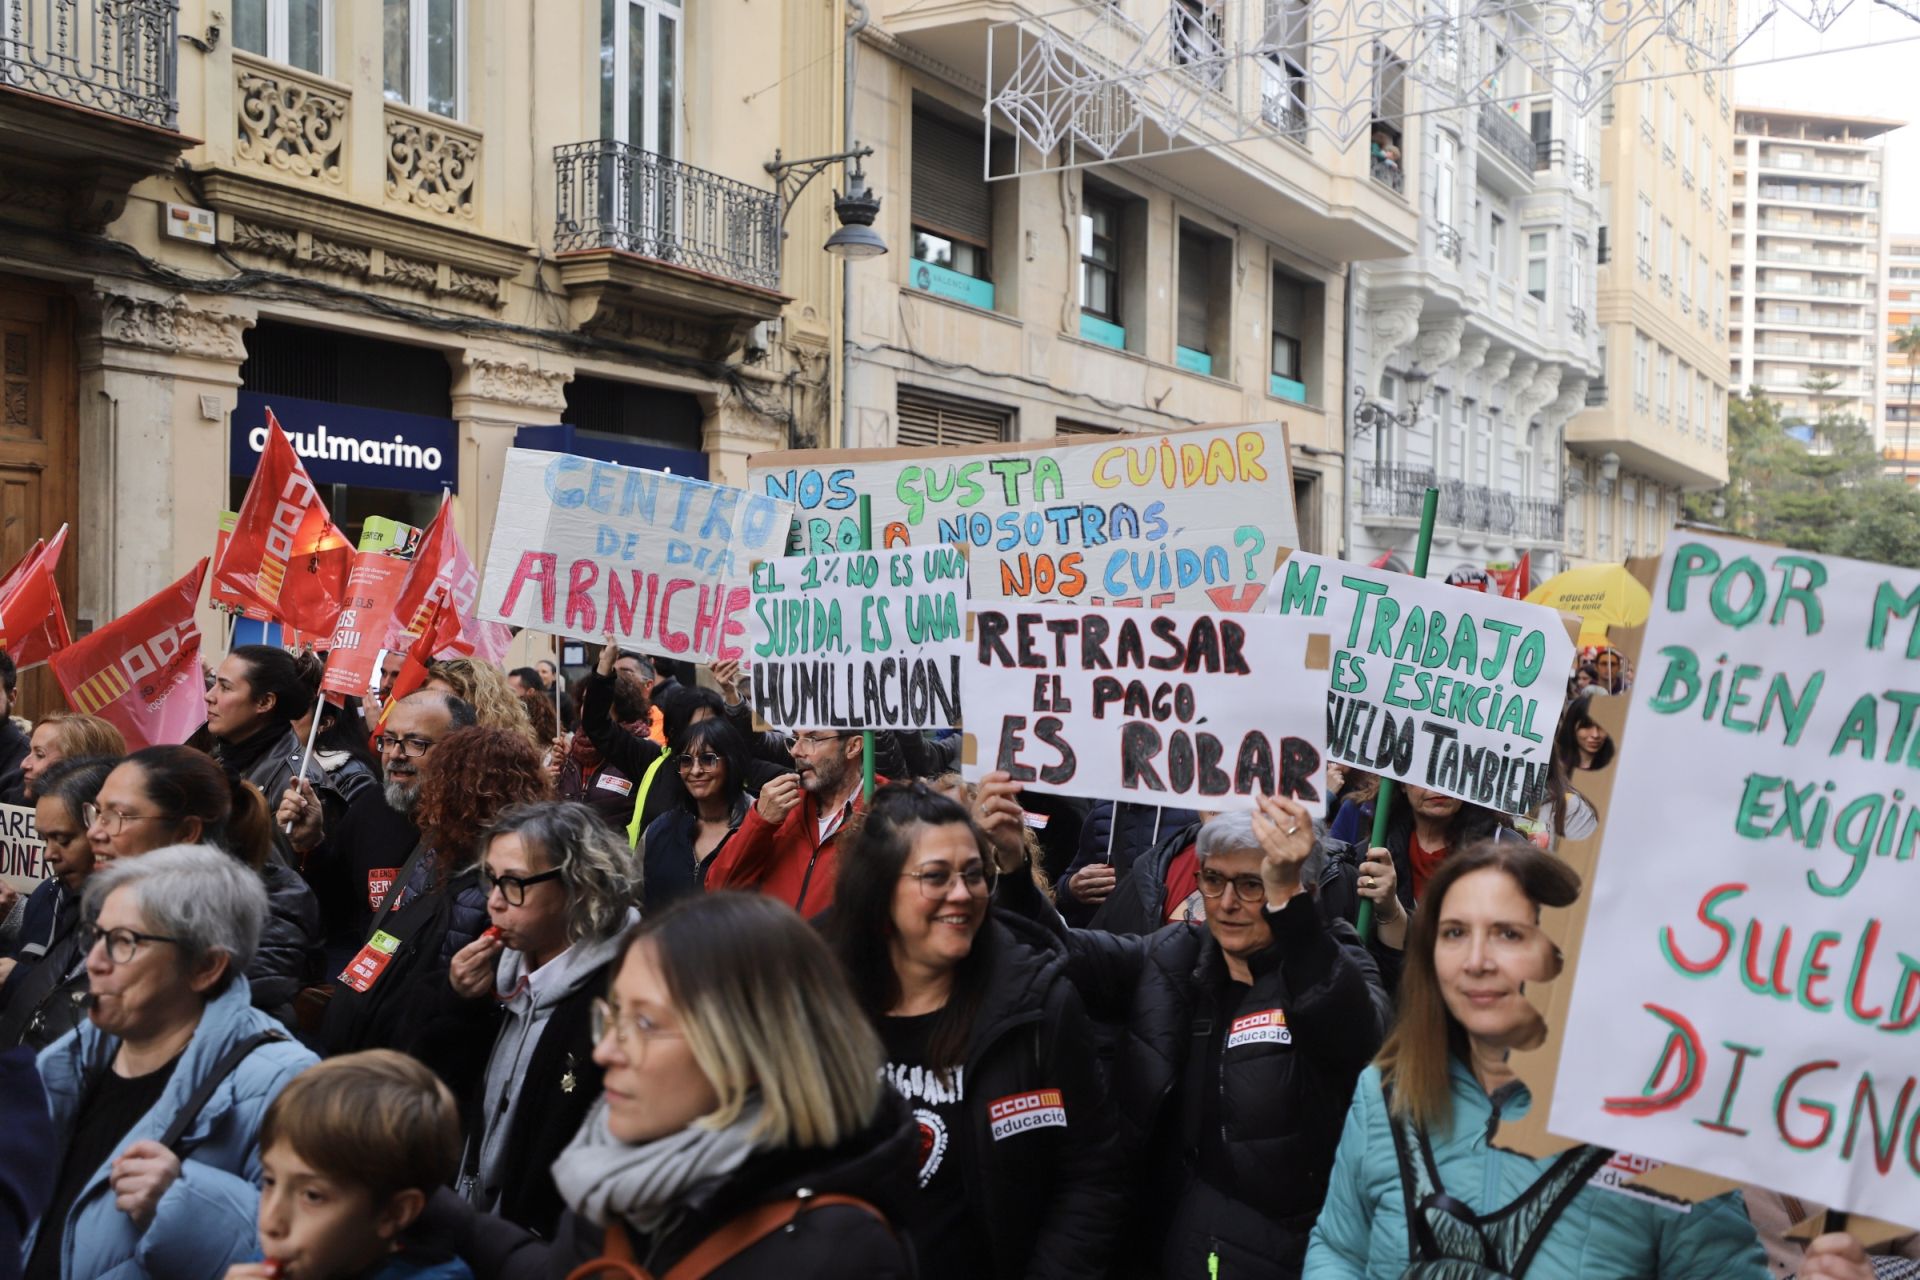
top-left (1347, 15), bottom-right (1604, 583)
top-left (0, 0), bottom-right (840, 702)
top-left (1564, 3), bottom-right (1733, 567)
top-left (1728, 106), bottom-right (1898, 442)
top-left (1881, 232), bottom-right (1920, 482)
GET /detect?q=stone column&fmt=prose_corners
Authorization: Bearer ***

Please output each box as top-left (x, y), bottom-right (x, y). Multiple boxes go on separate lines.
top-left (706, 366), bottom-right (790, 488)
top-left (451, 351), bottom-right (574, 562)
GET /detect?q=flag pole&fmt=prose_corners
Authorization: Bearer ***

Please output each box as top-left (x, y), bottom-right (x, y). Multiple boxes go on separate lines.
top-left (286, 696), bottom-right (326, 834)
top-left (1357, 487), bottom-right (1439, 943)
top-left (857, 495), bottom-right (875, 806)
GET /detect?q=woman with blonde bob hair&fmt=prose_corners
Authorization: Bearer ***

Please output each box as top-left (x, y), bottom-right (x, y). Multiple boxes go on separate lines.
top-left (455, 891), bottom-right (917, 1278)
top-left (14, 712), bottom-right (125, 802)
top-left (1303, 842), bottom-right (1781, 1280)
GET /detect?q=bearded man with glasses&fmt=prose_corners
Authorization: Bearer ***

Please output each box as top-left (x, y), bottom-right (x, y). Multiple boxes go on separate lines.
top-left (706, 726), bottom-right (882, 916)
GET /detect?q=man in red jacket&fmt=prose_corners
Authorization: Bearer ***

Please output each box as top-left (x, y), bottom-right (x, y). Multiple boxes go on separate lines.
top-left (706, 729), bottom-right (875, 915)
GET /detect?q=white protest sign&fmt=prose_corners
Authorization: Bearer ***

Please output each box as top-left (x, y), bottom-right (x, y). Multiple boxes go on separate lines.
top-left (1551, 535), bottom-right (1920, 1229)
top-left (747, 546), bottom-right (967, 730)
top-left (0, 803), bottom-right (48, 896)
top-left (1264, 551), bottom-right (1572, 817)
top-left (749, 422), bottom-right (1296, 615)
top-left (960, 601), bottom-right (1326, 810)
top-left (478, 450), bottom-right (795, 662)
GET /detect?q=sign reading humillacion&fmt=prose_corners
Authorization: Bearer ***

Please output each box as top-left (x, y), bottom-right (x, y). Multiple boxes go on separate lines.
top-left (748, 547), bottom-right (967, 730)
top-left (1264, 551), bottom-right (1572, 817)
top-left (478, 449), bottom-right (794, 662)
top-left (1552, 535), bottom-right (1920, 1229)
top-left (749, 422), bottom-right (1297, 615)
top-left (961, 601), bottom-right (1326, 810)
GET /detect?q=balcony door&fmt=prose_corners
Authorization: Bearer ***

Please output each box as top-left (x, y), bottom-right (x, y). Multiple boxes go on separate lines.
top-left (605, 0), bottom-right (682, 159)
top-left (0, 277), bottom-right (76, 718)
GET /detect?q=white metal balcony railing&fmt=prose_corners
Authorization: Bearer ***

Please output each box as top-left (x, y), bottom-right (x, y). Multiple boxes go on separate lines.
top-left (553, 140), bottom-right (781, 291)
top-left (1435, 224), bottom-right (1463, 264)
top-left (0, 0), bottom-right (178, 128)
top-left (1477, 103), bottom-right (1534, 174)
top-left (1759, 187), bottom-right (1879, 209)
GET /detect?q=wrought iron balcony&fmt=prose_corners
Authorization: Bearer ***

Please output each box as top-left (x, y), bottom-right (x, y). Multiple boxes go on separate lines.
top-left (1569, 306), bottom-right (1587, 336)
top-left (1477, 104), bottom-right (1534, 175)
top-left (554, 140), bottom-right (781, 291)
top-left (1370, 151), bottom-right (1404, 193)
top-left (1357, 463), bottom-right (1435, 518)
top-left (1515, 497), bottom-right (1565, 541)
top-left (1435, 224), bottom-right (1463, 265)
top-left (1, 0), bottom-right (178, 128)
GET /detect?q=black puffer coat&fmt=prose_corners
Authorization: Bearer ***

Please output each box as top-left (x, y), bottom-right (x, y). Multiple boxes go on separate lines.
top-left (1086, 816), bottom-right (1206, 936)
top-left (251, 856), bottom-right (323, 1020)
top-left (999, 872), bottom-right (1388, 1278)
top-left (906, 912), bottom-right (1126, 1280)
top-left (450, 1092), bottom-right (921, 1279)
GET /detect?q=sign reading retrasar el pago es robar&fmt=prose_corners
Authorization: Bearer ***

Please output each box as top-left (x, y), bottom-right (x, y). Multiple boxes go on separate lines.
top-left (1264, 551), bottom-right (1572, 817)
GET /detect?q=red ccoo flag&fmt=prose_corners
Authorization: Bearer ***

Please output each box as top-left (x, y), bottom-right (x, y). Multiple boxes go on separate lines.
top-left (216, 410), bottom-right (352, 636)
top-left (375, 587), bottom-right (463, 733)
top-left (51, 559), bottom-right (210, 749)
top-left (388, 492), bottom-right (508, 664)
top-left (1506, 551), bottom-right (1531, 601)
top-left (0, 525), bottom-right (72, 669)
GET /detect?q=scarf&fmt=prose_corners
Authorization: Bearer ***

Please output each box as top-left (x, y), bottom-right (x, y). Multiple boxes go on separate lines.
top-left (552, 1096), bottom-right (765, 1236)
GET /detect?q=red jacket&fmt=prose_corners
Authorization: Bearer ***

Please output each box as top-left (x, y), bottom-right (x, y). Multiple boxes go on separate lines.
top-left (705, 779), bottom-right (882, 915)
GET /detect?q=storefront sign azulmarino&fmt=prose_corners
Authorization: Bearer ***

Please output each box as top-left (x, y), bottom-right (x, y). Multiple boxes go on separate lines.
top-left (231, 392), bottom-right (459, 493)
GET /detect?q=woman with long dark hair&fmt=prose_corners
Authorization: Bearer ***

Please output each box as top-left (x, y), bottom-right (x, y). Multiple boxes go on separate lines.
top-left (637, 716), bottom-right (752, 914)
top-left (827, 782), bottom-right (1122, 1280)
top-left (1556, 695), bottom-right (1617, 773)
top-left (201, 644), bottom-right (312, 813)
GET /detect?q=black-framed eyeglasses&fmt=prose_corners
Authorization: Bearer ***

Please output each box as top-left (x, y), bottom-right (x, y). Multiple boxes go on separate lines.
top-left (373, 733), bottom-right (436, 759)
top-left (901, 862), bottom-right (995, 900)
top-left (481, 866), bottom-right (564, 906)
top-left (84, 925), bottom-right (182, 965)
top-left (1197, 869), bottom-right (1268, 904)
top-left (590, 997), bottom-right (685, 1050)
top-left (81, 803), bottom-right (168, 836)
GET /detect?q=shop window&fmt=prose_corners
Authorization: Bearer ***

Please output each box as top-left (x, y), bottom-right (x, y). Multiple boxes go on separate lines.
top-left (896, 389), bottom-right (1014, 447)
top-left (234, 0), bottom-right (329, 74)
top-left (911, 108), bottom-right (996, 312)
top-left (384, 0), bottom-right (463, 119)
top-left (1176, 222), bottom-right (1230, 376)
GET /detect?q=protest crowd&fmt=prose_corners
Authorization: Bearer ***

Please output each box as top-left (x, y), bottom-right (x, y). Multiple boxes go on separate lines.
top-left (0, 421), bottom-right (1912, 1280)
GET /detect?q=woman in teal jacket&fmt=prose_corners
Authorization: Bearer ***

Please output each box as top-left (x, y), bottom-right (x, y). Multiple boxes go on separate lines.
top-left (1302, 841), bottom-right (1771, 1280)
top-left (25, 846), bottom-right (316, 1280)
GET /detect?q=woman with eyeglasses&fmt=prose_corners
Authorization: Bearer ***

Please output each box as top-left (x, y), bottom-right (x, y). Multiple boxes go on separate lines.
top-left (973, 774), bottom-right (1389, 1280)
top-left (401, 802), bottom-right (639, 1239)
top-left (25, 844), bottom-right (318, 1280)
top-left (1303, 842), bottom-right (1774, 1280)
top-left (636, 716), bottom-right (752, 915)
top-left (87, 747), bottom-right (321, 1025)
top-left (449, 891), bottom-right (916, 1278)
top-left (0, 758), bottom-right (117, 1051)
top-left (825, 782), bottom-right (1124, 1280)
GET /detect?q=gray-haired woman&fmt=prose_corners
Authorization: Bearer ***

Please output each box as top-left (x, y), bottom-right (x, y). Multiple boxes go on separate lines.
top-left (25, 845), bottom-right (318, 1280)
top-left (402, 800), bottom-right (640, 1238)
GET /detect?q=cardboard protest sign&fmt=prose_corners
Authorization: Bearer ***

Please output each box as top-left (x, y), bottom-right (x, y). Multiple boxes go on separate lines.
top-left (1264, 551), bottom-right (1572, 817)
top-left (1549, 535), bottom-right (1920, 1229)
top-left (748, 422), bottom-right (1296, 614)
top-left (478, 449), bottom-right (794, 662)
top-left (0, 804), bottom-right (47, 897)
top-left (747, 546), bottom-right (966, 730)
top-left (960, 601), bottom-right (1326, 810)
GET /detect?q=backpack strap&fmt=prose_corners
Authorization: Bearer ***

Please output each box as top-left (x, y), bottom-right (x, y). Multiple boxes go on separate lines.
top-left (659, 1193), bottom-right (892, 1280)
top-left (158, 1030), bottom-right (289, 1156)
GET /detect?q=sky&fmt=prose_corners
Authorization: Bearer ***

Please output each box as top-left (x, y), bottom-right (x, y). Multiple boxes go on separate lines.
top-left (1731, 0), bottom-right (1920, 231)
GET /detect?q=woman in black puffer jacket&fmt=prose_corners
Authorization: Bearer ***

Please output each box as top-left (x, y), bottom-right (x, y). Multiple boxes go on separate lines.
top-left (828, 782), bottom-right (1125, 1280)
top-left (976, 773), bottom-right (1390, 1280)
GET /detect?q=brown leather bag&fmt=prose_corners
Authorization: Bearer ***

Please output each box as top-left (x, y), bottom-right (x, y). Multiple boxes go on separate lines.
top-left (563, 1193), bottom-right (892, 1280)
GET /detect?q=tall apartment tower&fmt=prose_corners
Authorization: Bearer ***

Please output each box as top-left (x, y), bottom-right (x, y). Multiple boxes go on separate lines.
top-left (1729, 107), bottom-right (1900, 439)
top-left (1564, 4), bottom-right (1733, 567)
top-left (1881, 233), bottom-right (1920, 482)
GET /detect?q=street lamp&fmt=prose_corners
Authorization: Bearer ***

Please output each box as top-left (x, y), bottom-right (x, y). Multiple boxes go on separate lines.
top-left (767, 147), bottom-right (888, 258)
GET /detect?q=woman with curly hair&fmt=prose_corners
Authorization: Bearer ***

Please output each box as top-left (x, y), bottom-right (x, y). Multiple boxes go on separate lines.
top-left (427, 656), bottom-right (539, 749)
top-left (319, 725), bottom-right (553, 1056)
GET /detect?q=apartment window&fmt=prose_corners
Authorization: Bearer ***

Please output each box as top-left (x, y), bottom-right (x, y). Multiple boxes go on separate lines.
top-left (897, 388), bottom-right (1014, 447)
top-left (235, 0), bottom-right (328, 74)
top-left (1658, 218), bottom-right (1674, 289)
top-left (1434, 130), bottom-right (1458, 229)
top-left (1633, 330), bottom-right (1649, 400)
top-left (1714, 271), bottom-right (1726, 327)
top-left (1676, 360), bottom-right (1691, 430)
top-left (1622, 478), bottom-right (1639, 557)
top-left (1694, 373), bottom-right (1708, 438)
top-left (1177, 223), bottom-right (1230, 372)
top-left (1656, 347), bottom-right (1672, 416)
top-left (1681, 113), bottom-right (1694, 178)
top-left (914, 109), bottom-right (993, 288)
top-left (601, 0), bottom-right (679, 153)
top-left (1172, 0), bottom-right (1227, 87)
top-left (1698, 139), bottom-right (1712, 194)
top-left (385, 0), bottom-right (463, 119)
top-left (1661, 89), bottom-right (1676, 156)
top-left (1260, 0), bottom-right (1310, 135)
top-left (1639, 61), bottom-right (1654, 130)
top-left (1570, 235), bottom-right (1586, 315)
top-left (1079, 192), bottom-right (1120, 323)
top-left (1489, 213), bottom-right (1505, 275)
top-left (1527, 231), bottom-right (1549, 302)
top-left (1636, 195), bottom-right (1653, 271)
top-left (1679, 235), bottom-right (1692, 308)
top-left (1271, 269), bottom-right (1312, 402)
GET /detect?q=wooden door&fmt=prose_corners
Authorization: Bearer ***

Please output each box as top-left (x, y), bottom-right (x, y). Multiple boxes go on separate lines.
top-left (0, 276), bottom-right (78, 720)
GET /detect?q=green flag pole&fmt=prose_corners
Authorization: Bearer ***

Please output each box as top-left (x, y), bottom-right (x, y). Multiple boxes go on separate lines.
top-left (858, 495), bottom-right (876, 805)
top-left (1356, 486), bottom-right (1439, 942)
